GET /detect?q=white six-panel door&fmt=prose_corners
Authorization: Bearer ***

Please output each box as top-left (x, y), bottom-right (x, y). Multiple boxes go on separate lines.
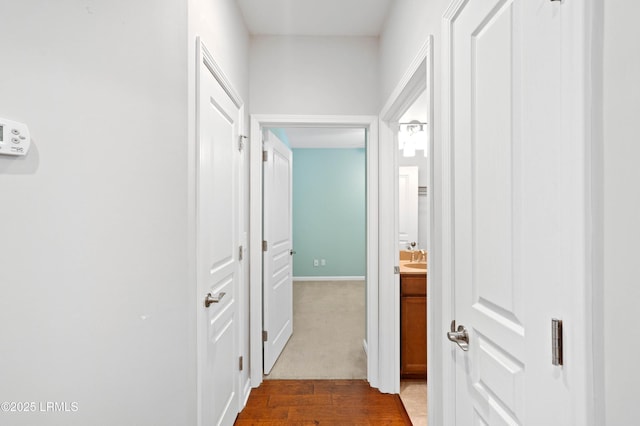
top-left (262, 130), bottom-right (293, 374)
top-left (196, 43), bottom-right (241, 426)
top-left (445, 0), bottom-right (583, 424)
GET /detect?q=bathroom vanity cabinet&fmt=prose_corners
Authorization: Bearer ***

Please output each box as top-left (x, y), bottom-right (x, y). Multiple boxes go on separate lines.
top-left (400, 273), bottom-right (427, 379)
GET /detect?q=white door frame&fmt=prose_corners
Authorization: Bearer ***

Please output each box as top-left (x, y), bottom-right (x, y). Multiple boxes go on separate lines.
top-left (440, 0), bottom-right (598, 423)
top-left (379, 37), bottom-right (435, 398)
top-left (249, 114), bottom-right (379, 388)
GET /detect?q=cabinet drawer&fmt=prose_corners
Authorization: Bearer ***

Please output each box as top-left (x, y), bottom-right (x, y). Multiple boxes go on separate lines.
top-left (401, 275), bottom-right (426, 296)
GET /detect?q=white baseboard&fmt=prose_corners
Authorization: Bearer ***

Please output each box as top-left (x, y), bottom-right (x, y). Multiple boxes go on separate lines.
top-left (242, 378), bottom-right (251, 407)
top-left (293, 276), bottom-right (366, 282)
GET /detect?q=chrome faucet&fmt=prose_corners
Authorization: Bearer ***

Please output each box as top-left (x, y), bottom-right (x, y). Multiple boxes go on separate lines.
top-left (410, 249), bottom-right (426, 262)
top-left (411, 249), bottom-right (426, 263)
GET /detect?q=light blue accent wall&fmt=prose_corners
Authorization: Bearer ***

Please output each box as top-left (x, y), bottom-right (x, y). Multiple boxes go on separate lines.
top-left (292, 148), bottom-right (366, 277)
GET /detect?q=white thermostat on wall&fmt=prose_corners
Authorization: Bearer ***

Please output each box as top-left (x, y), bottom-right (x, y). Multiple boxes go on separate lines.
top-left (0, 117), bottom-right (31, 156)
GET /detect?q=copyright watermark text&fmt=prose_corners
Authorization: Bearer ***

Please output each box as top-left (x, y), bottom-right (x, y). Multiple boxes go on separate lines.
top-left (1, 401), bottom-right (78, 413)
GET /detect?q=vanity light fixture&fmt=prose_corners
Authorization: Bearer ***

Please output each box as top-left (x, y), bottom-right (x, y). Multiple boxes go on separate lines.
top-left (398, 120), bottom-right (428, 158)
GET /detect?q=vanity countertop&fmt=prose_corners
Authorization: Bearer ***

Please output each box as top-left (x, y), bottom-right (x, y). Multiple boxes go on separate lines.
top-left (399, 260), bottom-right (427, 275)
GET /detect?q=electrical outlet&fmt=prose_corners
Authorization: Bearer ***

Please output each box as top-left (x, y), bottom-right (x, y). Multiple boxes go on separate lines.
top-left (320, 259), bottom-right (326, 266)
top-left (313, 259), bottom-right (319, 267)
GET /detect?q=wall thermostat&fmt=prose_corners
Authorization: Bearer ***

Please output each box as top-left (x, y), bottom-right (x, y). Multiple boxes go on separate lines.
top-left (0, 118), bottom-right (31, 156)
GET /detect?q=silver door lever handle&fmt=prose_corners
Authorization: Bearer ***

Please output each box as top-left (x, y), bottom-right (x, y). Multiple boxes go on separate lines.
top-left (204, 292), bottom-right (226, 308)
top-left (447, 320), bottom-right (469, 351)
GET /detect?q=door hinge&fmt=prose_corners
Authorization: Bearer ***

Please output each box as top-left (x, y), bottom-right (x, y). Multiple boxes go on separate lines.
top-left (552, 318), bottom-right (563, 366)
top-left (238, 245), bottom-right (243, 261)
top-left (262, 240), bottom-right (268, 252)
top-left (263, 150), bottom-right (268, 162)
top-left (262, 330), bottom-right (268, 342)
top-left (238, 135), bottom-right (247, 152)
top-left (394, 266), bottom-right (400, 274)
top-left (239, 355), bottom-right (244, 371)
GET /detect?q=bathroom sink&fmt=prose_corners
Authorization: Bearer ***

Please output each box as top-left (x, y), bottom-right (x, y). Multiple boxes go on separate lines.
top-left (404, 262), bottom-right (427, 270)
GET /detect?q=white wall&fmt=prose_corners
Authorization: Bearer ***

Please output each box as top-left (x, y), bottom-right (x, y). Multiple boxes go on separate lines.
top-left (189, 0), bottom-right (250, 105)
top-left (379, 0), bottom-right (449, 107)
top-left (250, 36), bottom-right (379, 115)
top-left (0, 2), bottom-right (192, 425)
top-left (603, 0), bottom-right (640, 424)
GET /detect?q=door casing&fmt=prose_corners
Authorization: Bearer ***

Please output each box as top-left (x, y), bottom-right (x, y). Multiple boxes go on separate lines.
top-left (379, 36), bottom-right (434, 400)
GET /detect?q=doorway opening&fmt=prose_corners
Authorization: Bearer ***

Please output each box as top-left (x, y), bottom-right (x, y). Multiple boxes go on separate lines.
top-left (263, 127), bottom-right (367, 380)
top-left (397, 91), bottom-right (429, 425)
top-left (378, 36), bottom-right (435, 425)
top-left (249, 115), bottom-right (380, 389)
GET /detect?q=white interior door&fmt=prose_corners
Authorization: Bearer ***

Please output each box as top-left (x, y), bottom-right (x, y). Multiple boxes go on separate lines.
top-left (398, 166), bottom-right (419, 250)
top-left (447, 0), bottom-right (581, 424)
top-left (197, 45), bottom-right (240, 426)
top-left (262, 130), bottom-right (293, 374)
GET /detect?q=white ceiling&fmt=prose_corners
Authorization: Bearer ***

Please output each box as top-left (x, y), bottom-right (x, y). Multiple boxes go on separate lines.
top-left (282, 127), bottom-right (366, 148)
top-left (236, 0), bottom-right (396, 36)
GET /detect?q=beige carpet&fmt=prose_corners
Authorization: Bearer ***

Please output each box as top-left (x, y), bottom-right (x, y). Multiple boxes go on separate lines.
top-left (265, 280), bottom-right (367, 380)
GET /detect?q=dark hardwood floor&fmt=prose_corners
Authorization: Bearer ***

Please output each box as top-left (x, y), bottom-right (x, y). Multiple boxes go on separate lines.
top-left (235, 380), bottom-right (412, 425)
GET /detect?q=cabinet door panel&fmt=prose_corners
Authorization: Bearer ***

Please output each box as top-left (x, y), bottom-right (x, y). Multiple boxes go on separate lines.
top-left (401, 292), bottom-right (427, 378)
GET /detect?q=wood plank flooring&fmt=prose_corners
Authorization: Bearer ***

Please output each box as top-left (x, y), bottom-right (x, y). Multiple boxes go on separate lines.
top-left (235, 380), bottom-right (412, 425)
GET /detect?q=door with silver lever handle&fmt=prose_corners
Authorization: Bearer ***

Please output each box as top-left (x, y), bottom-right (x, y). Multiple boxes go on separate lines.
top-left (447, 320), bottom-right (469, 351)
top-left (204, 292), bottom-right (226, 308)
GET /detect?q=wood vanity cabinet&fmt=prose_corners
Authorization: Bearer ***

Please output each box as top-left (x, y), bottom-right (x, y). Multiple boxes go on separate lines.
top-left (400, 273), bottom-right (427, 379)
